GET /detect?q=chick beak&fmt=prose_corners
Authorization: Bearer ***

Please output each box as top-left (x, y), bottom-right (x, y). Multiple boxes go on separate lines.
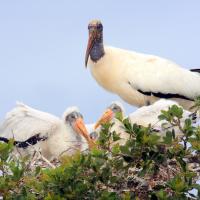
top-left (94, 109), bottom-right (114, 129)
top-left (85, 30), bottom-right (97, 67)
top-left (73, 117), bottom-right (96, 149)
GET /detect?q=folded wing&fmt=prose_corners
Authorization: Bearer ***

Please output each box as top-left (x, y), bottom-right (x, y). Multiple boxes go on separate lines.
top-left (0, 102), bottom-right (61, 141)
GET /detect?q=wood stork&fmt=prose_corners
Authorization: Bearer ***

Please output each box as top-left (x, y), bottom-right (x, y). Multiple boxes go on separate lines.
top-left (85, 20), bottom-right (200, 110)
top-left (84, 102), bottom-right (126, 141)
top-left (94, 101), bottom-right (130, 145)
top-left (94, 100), bottom-right (195, 140)
top-left (128, 99), bottom-right (195, 137)
top-left (0, 103), bottom-right (95, 160)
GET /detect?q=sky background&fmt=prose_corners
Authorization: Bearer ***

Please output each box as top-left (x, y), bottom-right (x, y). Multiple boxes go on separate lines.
top-left (0, 1), bottom-right (200, 123)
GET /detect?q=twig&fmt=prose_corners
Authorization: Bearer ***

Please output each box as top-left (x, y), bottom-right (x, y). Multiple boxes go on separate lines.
top-left (39, 154), bottom-right (56, 169)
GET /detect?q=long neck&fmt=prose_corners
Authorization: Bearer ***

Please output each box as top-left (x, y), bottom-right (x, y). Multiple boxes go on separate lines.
top-left (90, 33), bottom-right (105, 62)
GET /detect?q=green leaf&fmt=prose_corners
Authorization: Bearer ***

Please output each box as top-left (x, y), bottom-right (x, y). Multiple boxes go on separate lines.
top-left (112, 143), bottom-right (120, 154)
top-left (91, 148), bottom-right (105, 158)
top-left (170, 105), bottom-right (183, 119)
top-left (120, 145), bottom-right (131, 155)
top-left (35, 166), bottom-right (41, 176)
top-left (115, 112), bottom-right (123, 122)
top-left (162, 131), bottom-right (173, 145)
top-left (167, 175), bottom-right (188, 193)
top-left (155, 189), bottom-right (168, 200)
top-left (145, 134), bottom-right (160, 146)
top-left (112, 131), bottom-right (121, 142)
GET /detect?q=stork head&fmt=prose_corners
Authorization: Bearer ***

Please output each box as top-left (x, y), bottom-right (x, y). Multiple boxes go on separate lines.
top-left (63, 107), bottom-right (95, 149)
top-left (85, 19), bottom-right (104, 67)
top-left (94, 101), bottom-right (125, 129)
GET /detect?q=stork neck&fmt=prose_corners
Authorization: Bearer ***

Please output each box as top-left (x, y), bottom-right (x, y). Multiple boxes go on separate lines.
top-left (90, 34), bottom-right (104, 62)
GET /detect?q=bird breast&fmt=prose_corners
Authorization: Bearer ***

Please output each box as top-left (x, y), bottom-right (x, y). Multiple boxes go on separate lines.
top-left (40, 125), bottom-right (85, 160)
top-left (88, 46), bottom-right (126, 93)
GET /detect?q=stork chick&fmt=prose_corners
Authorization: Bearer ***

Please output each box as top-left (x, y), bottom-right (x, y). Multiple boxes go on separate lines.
top-left (95, 101), bottom-right (129, 145)
top-left (95, 100), bottom-right (196, 141)
top-left (0, 103), bottom-right (95, 160)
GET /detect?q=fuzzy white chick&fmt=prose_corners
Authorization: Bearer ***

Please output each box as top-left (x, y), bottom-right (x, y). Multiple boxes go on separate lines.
top-left (94, 101), bottom-right (129, 145)
top-left (0, 103), bottom-right (95, 160)
top-left (128, 99), bottom-right (194, 138)
top-left (94, 100), bottom-right (195, 142)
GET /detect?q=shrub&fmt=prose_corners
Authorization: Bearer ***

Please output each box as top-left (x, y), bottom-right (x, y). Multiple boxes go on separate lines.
top-left (0, 99), bottom-right (200, 199)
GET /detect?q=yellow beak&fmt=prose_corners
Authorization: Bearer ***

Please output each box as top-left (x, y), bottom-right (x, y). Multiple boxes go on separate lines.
top-left (94, 109), bottom-right (114, 129)
top-left (73, 117), bottom-right (96, 149)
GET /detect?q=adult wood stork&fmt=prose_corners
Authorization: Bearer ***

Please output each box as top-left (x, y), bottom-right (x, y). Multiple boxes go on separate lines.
top-left (0, 103), bottom-right (95, 160)
top-left (85, 20), bottom-right (200, 110)
top-left (95, 100), bottom-right (195, 140)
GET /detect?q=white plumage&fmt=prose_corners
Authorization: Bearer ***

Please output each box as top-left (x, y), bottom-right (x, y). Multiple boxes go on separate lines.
top-left (0, 103), bottom-right (91, 160)
top-left (86, 20), bottom-right (200, 110)
top-left (95, 100), bottom-right (195, 142)
top-left (128, 99), bottom-right (193, 137)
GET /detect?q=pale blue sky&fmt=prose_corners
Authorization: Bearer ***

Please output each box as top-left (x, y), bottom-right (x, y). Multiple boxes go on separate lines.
top-left (0, 1), bottom-right (200, 123)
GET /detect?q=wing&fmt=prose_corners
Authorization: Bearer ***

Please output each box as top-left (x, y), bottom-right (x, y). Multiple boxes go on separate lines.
top-left (128, 99), bottom-right (192, 127)
top-left (190, 69), bottom-right (200, 75)
top-left (124, 52), bottom-right (200, 100)
top-left (0, 133), bottom-right (48, 149)
top-left (0, 102), bottom-right (61, 141)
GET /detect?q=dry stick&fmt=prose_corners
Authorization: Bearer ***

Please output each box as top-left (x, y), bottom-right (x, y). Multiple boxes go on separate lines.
top-left (27, 144), bottom-right (56, 169)
top-left (39, 154), bottom-right (56, 169)
top-left (59, 146), bottom-right (82, 157)
top-left (26, 150), bottom-right (38, 170)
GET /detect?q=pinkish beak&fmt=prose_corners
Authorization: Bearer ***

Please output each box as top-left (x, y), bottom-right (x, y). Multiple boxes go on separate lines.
top-left (85, 30), bottom-right (97, 67)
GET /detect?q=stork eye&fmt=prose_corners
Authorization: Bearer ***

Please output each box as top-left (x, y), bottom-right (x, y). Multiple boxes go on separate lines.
top-left (113, 106), bottom-right (119, 111)
top-left (97, 24), bottom-right (103, 30)
top-left (70, 114), bottom-right (76, 119)
top-left (111, 105), bottom-right (121, 113)
top-left (88, 25), bottom-right (96, 29)
top-left (66, 113), bottom-right (76, 122)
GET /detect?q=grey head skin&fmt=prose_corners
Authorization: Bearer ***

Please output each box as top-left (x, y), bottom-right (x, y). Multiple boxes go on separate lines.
top-left (64, 110), bottom-right (96, 149)
top-left (90, 131), bottom-right (99, 140)
top-left (94, 101), bottom-right (125, 129)
top-left (65, 111), bottom-right (83, 126)
top-left (108, 103), bottom-right (123, 114)
top-left (85, 20), bottom-right (105, 66)
top-left (65, 111), bottom-right (84, 142)
top-left (90, 102), bottom-right (123, 140)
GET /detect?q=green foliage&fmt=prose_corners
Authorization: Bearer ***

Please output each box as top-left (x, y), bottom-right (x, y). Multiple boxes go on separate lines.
top-left (0, 100), bottom-right (200, 199)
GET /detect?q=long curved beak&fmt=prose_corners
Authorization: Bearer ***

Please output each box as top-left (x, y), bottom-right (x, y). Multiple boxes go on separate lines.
top-left (73, 118), bottom-right (96, 149)
top-left (85, 30), bottom-right (97, 67)
top-left (94, 109), bottom-right (114, 129)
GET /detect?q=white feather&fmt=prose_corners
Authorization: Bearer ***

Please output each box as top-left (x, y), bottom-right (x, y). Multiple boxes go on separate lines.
top-left (94, 100), bottom-right (193, 142)
top-left (128, 99), bottom-right (192, 137)
top-left (62, 106), bottom-right (80, 120)
top-left (88, 46), bottom-right (200, 109)
top-left (0, 103), bottom-right (88, 160)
